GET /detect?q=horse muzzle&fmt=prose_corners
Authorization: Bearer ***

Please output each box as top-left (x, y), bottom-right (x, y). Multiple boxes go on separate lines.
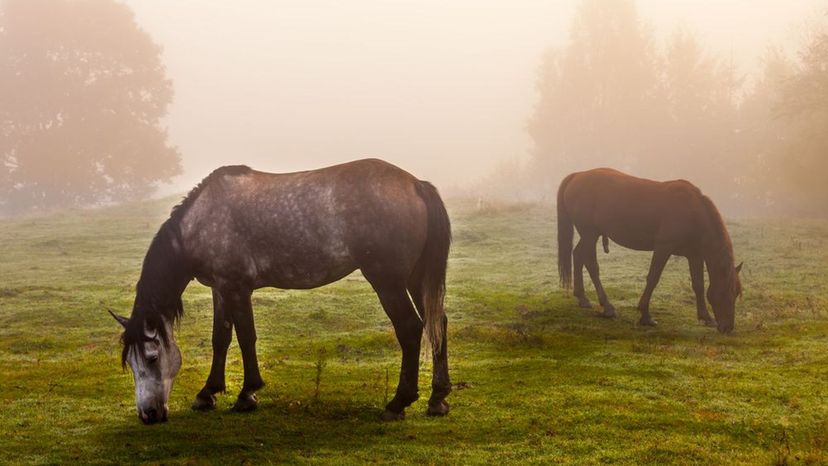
top-left (138, 405), bottom-right (169, 424)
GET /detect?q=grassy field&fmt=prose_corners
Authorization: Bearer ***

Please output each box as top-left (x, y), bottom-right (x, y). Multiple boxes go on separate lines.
top-left (1, 198), bottom-right (827, 465)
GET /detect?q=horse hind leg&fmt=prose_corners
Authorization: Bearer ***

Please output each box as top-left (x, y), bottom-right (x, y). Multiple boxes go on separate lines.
top-left (582, 234), bottom-right (616, 318)
top-left (408, 281), bottom-right (450, 417)
top-left (368, 278), bottom-right (423, 421)
top-left (572, 240), bottom-right (592, 309)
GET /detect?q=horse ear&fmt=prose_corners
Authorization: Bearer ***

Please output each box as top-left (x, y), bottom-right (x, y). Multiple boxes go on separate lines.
top-left (735, 262), bottom-right (743, 274)
top-left (108, 309), bottom-right (129, 328)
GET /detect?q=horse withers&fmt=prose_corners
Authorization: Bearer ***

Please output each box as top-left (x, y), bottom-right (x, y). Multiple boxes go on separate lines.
top-left (110, 159), bottom-right (452, 424)
top-left (557, 168), bottom-right (742, 333)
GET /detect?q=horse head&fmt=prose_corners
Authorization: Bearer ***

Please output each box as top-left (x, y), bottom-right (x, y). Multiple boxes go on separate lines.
top-left (111, 310), bottom-right (181, 424)
top-left (707, 262), bottom-right (742, 334)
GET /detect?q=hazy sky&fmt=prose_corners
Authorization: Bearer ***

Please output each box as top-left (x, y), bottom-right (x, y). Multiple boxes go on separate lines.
top-left (123, 0), bottom-right (824, 192)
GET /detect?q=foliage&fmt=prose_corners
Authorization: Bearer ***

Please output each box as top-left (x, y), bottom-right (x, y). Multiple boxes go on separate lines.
top-left (529, 0), bottom-right (827, 216)
top-left (736, 48), bottom-right (798, 213)
top-left (772, 32), bottom-right (828, 214)
top-left (658, 28), bottom-right (741, 195)
top-left (528, 0), bottom-right (660, 178)
top-left (0, 198), bottom-right (827, 464)
top-left (0, 0), bottom-right (180, 216)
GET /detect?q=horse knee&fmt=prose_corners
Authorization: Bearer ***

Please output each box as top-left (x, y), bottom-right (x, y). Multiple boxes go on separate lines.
top-left (212, 328), bottom-right (232, 349)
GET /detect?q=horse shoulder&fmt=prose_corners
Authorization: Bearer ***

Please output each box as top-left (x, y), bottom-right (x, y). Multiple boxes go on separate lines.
top-left (665, 179), bottom-right (702, 195)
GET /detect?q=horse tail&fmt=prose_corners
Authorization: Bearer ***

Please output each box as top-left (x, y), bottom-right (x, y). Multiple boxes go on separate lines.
top-left (413, 181), bottom-right (451, 353)
top-left (602, 235), bottom-right (610, 254)
top-left (557, 174), bottom-right (576, 289)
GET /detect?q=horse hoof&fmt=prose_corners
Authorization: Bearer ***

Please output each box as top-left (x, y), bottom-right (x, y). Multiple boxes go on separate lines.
top-left (701, 319), bottom-right (717, 327)
top-left (601, 307), bottom-right (617, 319)
top-left (232, 393), bottom-right (258, 412)
top-left (639, 317), bottom-right (658, 327)
top-left (426, 400), bottom-right (450, 417)
top-left (191, 393), bottom-right (216, 411)
top-left (381, 409), bottom-right (405, 422)
top-left (577, 298), bottom-right (592, 309)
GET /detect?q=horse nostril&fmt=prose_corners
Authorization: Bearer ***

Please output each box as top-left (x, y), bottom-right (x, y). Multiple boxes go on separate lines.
top-left (144, 407), bottom-right (159, 423)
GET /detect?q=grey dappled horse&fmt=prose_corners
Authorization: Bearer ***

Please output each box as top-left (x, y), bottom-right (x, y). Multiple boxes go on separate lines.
top-left (111, 159), bottom-right (451, 424)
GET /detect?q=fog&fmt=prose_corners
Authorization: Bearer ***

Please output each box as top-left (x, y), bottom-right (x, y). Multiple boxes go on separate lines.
top-left (1, 0), bottom-right (826, 215)
top-left (122, 0), bottom-right (821, 192)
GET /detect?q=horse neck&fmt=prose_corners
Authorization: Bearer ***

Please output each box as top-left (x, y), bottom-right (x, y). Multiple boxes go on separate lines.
top-left (703, 244), bottom-right (733, 288)
top-left (133, 220), bottom-right (192, 319)
top-left (699, 203), bottom-right (735, 286)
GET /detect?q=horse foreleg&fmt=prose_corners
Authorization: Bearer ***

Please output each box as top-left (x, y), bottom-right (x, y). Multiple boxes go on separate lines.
top-left (374, 283), bottom-right (423, 421)
top-left (227, 290), bottom-right (264, 412)
top-left (583, 236), bottom-right (616, 318)
top-left (638, 248), bottom-right (671, 326)
top-left (689, 255), bottom-right (715, 326)
top-left (192, 289), bottom-right (234, 411)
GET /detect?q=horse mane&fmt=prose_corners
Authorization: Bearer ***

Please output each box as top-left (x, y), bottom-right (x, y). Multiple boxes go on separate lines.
top-left (170, 165), bottom-right (252, 221)
top-left (700, 195), bottom-right (734, 262)
top-left (120, 222), bottom-right (187, 366)
top-left (121, 165), bottom-right (251, 367)
top-left (699, 194), bottom-right (739, 293)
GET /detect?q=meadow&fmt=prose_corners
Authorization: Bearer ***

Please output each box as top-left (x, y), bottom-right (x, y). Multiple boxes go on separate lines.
top-left (0, 197), bottom-right (827, 465)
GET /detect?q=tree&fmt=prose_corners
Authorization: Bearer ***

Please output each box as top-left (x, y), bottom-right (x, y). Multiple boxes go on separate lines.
top-left (657, 28), bottom-right (741, 205)
top-left (0, 0), bottom-right (180, 215)
top-left (773, 32), bottom-right (828, 213)
top-left (737, 31), bottom-right (828, 216)
top-left (736, 48), bottom-right (796, 213)
top-left (528, 1), bottom-right (747, 210)
top-left (528, 0), bottom-right (660, 179)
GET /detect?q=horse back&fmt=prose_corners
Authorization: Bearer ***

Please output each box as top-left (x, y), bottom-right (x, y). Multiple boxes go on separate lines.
top-left (560, 168), bottom-right (705, 252)
top-left (178, 159), bottom-right (429, 289)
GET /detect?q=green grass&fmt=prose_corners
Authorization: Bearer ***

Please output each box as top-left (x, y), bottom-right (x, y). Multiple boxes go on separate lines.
top-left (1, 198), bottom-right (827, 464)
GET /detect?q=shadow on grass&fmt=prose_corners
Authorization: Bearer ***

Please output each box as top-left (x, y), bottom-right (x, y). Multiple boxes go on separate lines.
top-left (93, 398), bottom-right (409, 463)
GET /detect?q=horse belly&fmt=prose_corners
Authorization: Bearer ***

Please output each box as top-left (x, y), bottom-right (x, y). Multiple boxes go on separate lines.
top-left (606, 232), bottom-right (655, 252)
top-left (253, 249), bottom-right (358, 290)
top-left (602, 217), bottom-right (659, 251)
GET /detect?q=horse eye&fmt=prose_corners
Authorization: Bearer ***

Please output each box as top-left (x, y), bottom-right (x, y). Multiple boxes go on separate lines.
top-left (146, 354), bottom-right (159, 364)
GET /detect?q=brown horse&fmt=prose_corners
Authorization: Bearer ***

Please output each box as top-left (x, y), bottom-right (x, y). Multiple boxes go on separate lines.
top-left (110, 159), bottom-right (451, 423)
top-left (557, 168), bottom-right (742, 333)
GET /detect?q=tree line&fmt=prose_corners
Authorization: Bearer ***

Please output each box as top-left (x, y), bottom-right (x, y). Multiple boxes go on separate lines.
top-left (527, 0), bottom-right (828, 216)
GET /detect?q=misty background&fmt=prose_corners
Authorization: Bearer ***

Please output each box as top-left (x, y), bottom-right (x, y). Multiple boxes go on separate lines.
top-left (1, 0), bottom-right (826, 216)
